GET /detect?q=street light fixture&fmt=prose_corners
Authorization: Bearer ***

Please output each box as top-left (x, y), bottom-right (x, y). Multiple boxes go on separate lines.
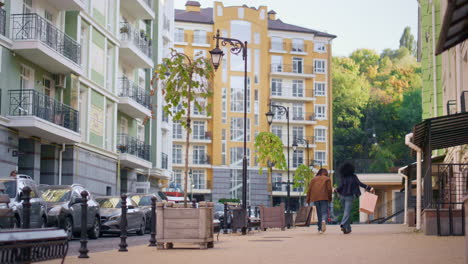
top-left (210, 29), bottom-right (249, 235)
top-left (265, 101), bottom-right (292, 228)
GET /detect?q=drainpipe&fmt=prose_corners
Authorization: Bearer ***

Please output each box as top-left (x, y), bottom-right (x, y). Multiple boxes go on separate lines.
top-left (431, 0), bottom-right (438, 117)
top-left (58, 144), bottom-right (65, 185)
top-left (398, 166), bottom-right (408, 225)
top-left (405, 133), bottom-right (422, 230)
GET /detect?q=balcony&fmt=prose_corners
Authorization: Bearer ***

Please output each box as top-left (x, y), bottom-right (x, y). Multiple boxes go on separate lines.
top-left (271, 112), bottom-right (316, 125)
top-left (269, 41), bottom-right (287, 53)
top-left (172, 154), bottom-right (211, 168)
top-left (0, 8), bottom-right (5, 37)
top-left (118, 77), bottom-right (151, 119)
top-left (119, 22), bottom-right (153, 69)
top-left (11, 14), bottom-right (82, 75)
top-left (270, 88), bottom-right (315, 101)
top-left (117, 133), bottom-right (152, 169)
top-left (121, 0), bottom-right (155, 20)
top-left (270, 64), bottom-right (314, 78)
top-left (172, 131), bottom-right (212, 143)
top-left (290, 44), bottom-right (307, 55)
top-left (7, 89), bottom-right (80, 143)
top-left (44, 0), bottom-right (87, 11)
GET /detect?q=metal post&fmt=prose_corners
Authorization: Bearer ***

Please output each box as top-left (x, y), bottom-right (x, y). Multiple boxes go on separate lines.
top-left (21, 186), bottom-right (31, 229)
top-left (223, 202), bottom-right (228, 234)
top-left (118, 194), bottom-right (128, 252)
top-left (241, 41), bottom-right (248, 236)
top-left (148, 196), bottom-right (156, 247)
top-left (192, 198), bottom-right (197, 208)
top-left (78, 191), bottom-right (89, 258)
top-left (286, 108), bottom-right (291, 228)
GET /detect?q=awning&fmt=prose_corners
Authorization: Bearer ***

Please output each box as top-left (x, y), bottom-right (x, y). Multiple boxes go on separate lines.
top-left (436, 0), bottom-right (468, 55)
top-left (413, 111), bottom-right (468, 150)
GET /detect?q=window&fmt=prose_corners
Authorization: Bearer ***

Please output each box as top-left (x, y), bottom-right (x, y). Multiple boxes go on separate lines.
top-left (292, 126), bottom-right (304, 141)
top-left (292, 57), bottom-right (303, 73)
top-left (42, 77), bottom-right (52, 97)
top-left (315, 105), bottom-right (326, 119)
top-left (172, 145), bottom-right (182, 164)
top-left (106, 45), bottom-right (114, 91)
top-left (172, 169), bottom-right (183, 188)
top-left (314, 82), bottom-right (326, 96)
top-left (193, 99), bottom-right (206, 116)
top-left (23, 0), bottom-right (32, 13)
top-left (20, 65), bottom-right (33, 90)
top-left (271, 37), bottom-right (283, 50)
top-left (192, 170), bottom-right (206, 189)
top-left (230, 117), bottom-right (250, 141)
top-left (193, 146), bottom-right (206, 164)
top-left (292, 80), bottom-right (304, 97)
top-left (230, 76), bottom-right (250, 112)
top-left (230, 147), bottom-right (250, 166)
top-left (272, 173), bottom-right (283, 191)
top-left (221, 129), bottom-right (226, 165)
top-left (175, 28), bottom-right (184, 42)
top-left (222, 88), bottom-right (227, 123)
top-left (254, 49), bottom-right (260, 84)
top-left (271, 125), bottom-right (282, 140)
top-left (292, 39), bottom-right (304, 52)
top-left (315, 128), bottom-right (326, 142)
top-left (137, 123), bottom-right (144, 141)
top-left (172, 121), bottom-right (183, 139)
top-left (119, 117), bottom-right (128, 135)
top-left (230, 169), bottom-right (243, 199)
top-left (292, 104), bottom-right (304, 120)
top-left (314, 42), bottom-right (326, 52)
top-left (293, 150), bottom-right (304, 168)
top-left (193, 121), bottom-right (206, 140)
top-left (314, 60), bottom-right (326, 73)
top-left (193, 30), bottom-right (207, 44)
top-left (271, 55), bottom-right (283, 72)
top-left (315, 151), bottom-right (326, 165)
top-left (271, 79), bottom-right (282, 96)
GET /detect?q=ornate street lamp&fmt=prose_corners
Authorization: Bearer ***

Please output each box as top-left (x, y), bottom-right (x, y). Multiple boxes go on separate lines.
top-left (209, 29), bottom-right (249, 235)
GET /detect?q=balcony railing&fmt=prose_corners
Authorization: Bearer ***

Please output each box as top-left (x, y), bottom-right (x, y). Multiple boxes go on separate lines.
top-left (192, 34), bottom-right (211, 45)
top-left (270, 88), bottom-right (315, 98)
top-left (161, 152), bottom-right (168, 169)
top-left (8, 89), bottom-right (79, 132)
top-left (119, 22), bottom-right (152, 58)
top-left (290, 43), bottom-right (307, 53)
top-left (117, 133), bottom-right (150, 161)
top-left (0, 8), bottom-right (5, 36)
top-left (270, 64), bottom-right (313, 75)
top-left (270, 41), bottom-right (287, 51)
top-left (11, 13), bottom-right (81, 65)
top-left (118, 77), bottom-right (151, 109)
top-left (273, 112), bottom-right (316, 122)
top-left (174, 33), bottom-right (187, 43)
top-left (172, 154), bottom-right (210, 165)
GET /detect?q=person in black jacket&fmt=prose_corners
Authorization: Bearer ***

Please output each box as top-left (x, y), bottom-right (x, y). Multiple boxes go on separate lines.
top-left (335, 162), bottom-right (374, 234)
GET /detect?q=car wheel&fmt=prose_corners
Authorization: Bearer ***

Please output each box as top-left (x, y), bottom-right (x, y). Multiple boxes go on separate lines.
top-left (13, 216), bottom-right (20, 229)
top-left (40, 216), bottom-right (47, 228)
top-left (136, 219), bottom-right (145, 236)
top-left (88, 217), bottom-right (100, 239)
top-left (64, 217), bottom-right (73, 240)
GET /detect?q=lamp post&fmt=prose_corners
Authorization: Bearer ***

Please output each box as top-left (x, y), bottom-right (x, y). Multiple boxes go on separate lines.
top-left (210, 29), bottom-right (249, 235)
top-left (265, 101), bottom-right (292, 227)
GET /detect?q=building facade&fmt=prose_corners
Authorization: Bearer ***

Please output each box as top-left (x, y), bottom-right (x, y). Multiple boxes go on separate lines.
top-left (173, 1), bottom-right (335, 209)
top-left (0, 0), bottom-right (173, 196)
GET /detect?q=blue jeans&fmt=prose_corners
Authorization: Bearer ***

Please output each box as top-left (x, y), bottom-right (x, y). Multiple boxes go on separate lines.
top-left (340, 195), bottom-right (354, 231)
top-left (315, 200), bottom-right (328, 231)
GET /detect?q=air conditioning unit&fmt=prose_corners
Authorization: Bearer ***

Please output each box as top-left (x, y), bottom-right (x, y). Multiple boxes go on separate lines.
top-left (53, 74), bottom-right (66, 88)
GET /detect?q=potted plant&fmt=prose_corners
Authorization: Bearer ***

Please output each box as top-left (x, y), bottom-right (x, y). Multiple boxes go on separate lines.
top-left (120, 25), bottom-right (129, 34)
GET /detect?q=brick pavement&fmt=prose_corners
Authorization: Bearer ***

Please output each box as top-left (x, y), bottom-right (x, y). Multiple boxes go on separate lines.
top-left (51, 224), bottom-right (464, 264)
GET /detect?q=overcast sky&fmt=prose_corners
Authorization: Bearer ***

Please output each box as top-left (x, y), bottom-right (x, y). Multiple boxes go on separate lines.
top-left (174, 0), bottom-right (419, 57)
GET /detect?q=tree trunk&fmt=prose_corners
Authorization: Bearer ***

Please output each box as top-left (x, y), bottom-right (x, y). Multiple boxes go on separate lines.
top-left (184, 73), bottom-right (193, 208)
top-left (268, 167), bottom-right (273, 207)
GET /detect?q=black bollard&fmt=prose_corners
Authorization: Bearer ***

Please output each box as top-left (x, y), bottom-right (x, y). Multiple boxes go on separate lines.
top-left (255, 206), bottom-right (258, 218)
top-left (78, 191), bottom-right (89, 258)
top-left (247, 205), bottom-right (252, 231)
top-left (148, 196), bottom-right (156, 247)
top-left (118, 194), bottom-right (128, 252)
top-left (223, 202), bottom-right (228, 234)
top-left (192, 198), bottom-right (197, 208)
top-left (21, 186), bottom-right (31, 229)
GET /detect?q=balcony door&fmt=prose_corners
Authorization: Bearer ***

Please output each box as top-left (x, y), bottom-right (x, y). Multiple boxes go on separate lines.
top-left (42, 76), bottom-right (55, 123)
top-left (293, 57), bottom-right (303, 74)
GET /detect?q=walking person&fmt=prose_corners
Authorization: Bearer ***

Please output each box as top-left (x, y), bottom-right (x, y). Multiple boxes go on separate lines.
top-left (306, 168), bottom-right (332, 234)
top-left (335, 162), bottom-right (374, 234)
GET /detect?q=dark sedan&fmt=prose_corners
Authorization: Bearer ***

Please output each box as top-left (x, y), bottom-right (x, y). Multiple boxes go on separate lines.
top-left (96, 196), bottom-right (145, 236)
top-left (128, 192), bottom-right (165, 231)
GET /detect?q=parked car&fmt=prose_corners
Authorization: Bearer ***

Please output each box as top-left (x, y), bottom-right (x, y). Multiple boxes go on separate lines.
top-left (128, 192), bottom-right (165, 232)
top-left (213, 203), bottom-right (231, 229)
top-left (39, 184), bottom-right (101, 240)
top-left (0, 194), bottom-right (14, 229)
top-left (96, 196), bottom-right (146, 235)
top-left (0, 175), bottom-right (48, 228)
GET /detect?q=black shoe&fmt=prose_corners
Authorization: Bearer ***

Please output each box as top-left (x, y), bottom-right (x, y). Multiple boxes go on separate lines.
top-left (340, 225), bottom-right (346, 233)
top-left (344, 229), bottom-right (352, 234)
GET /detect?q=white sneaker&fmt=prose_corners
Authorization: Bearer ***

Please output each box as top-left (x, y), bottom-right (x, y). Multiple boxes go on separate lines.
top-left (318, 230), bottom-right (323, 234)
top-left (321, 220), bottom-right (326, 233)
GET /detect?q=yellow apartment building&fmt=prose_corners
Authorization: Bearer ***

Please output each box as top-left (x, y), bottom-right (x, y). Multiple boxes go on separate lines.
top-left (172, 1), bottom-right (335, 209)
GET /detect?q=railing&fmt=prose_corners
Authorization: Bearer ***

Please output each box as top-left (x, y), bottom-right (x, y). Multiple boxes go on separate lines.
top-left (117, 133), bottom-right (150, 161)
top-left (174, 33), bottom-right (187, 43)
top-left (273, 112), bottom-right (315, 122)
top-left (270, 41), bottom-right (287, 51)
top-left (270, 64), bottom-right (314, 75)
top-left (118, 77), bottom-right (151, 109)
top-left (119, 22), bottom-right (152, 58)
top-left (0, 8), bottom-right (5, 36)
top-left (8, 89), bottom-right (79, 132)
top-left (11, 14), bottom-right (81, 65)
top-left (290, 43), bottom-right (307, 53)
top-left (270, 88), bottom-right (315, 98)
top-left (192, 33), bottom-right (211, 45)
top-left (172, 154), bottom-right (210, 165)
top-left (161, 152), bottom-right (168, 169)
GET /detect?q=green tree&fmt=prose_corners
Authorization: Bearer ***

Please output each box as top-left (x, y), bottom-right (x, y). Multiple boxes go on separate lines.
top-left (293, 164), bottom-right (313, 194)
top-left (399, 26), bottom-right (416, 56)
top-left (349, 49), bottom-right (380, 75)
top-left (153, 50), bottom-right (213, 207)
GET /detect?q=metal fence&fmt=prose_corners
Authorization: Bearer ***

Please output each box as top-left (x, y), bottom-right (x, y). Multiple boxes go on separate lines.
top-left (118, 77), bottom-right (151, 109)
top-left (119, 22), bottom-right (152, 58)
top-left (117, 133), bottom-right (150, 161)
top-left (270, 88), bottom-right (315, 98)
top-left (172, 154), bottom-right (210, 165)
top-left (8, 89), bottom-right (79, 132)
top-left (0, 8), bottom-right (5, 37)
top-left (270, 64), bottom-right (314, 75)
top-left (11, 13), bottom-right (81, 64)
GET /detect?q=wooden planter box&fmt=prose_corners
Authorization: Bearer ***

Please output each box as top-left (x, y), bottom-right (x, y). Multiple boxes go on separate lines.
top-left (260, 203), bottom-right (285, 231)
top-left (156, 202), bottom-right (214, 249)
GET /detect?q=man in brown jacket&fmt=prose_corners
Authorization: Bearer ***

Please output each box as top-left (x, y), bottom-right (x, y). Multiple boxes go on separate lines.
top-left (306, 169), bottom-right (332, 233)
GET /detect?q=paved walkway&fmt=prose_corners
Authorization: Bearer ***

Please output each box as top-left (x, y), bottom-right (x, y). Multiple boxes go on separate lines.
top-left (52, 225), bottom-right (464, 264)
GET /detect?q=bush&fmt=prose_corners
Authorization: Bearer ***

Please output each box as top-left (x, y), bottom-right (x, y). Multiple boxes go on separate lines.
top-left (218, 198), bottom-right (240, 204)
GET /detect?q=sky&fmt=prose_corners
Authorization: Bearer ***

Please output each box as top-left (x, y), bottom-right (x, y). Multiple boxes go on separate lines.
top-left (174, 0), bottom-right (419, 57)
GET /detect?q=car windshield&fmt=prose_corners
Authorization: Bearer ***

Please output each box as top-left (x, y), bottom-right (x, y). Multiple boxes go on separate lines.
top-left (0, 180), bottom-right (17, 199)
top-left (131, 195), bottom-right (152, 206)
top-left (215, 204), bottom-right (224, 211)
top-left (41, 188), bottom-right (71, 202)
top-left (96, 198), bottom-right (122, 208)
